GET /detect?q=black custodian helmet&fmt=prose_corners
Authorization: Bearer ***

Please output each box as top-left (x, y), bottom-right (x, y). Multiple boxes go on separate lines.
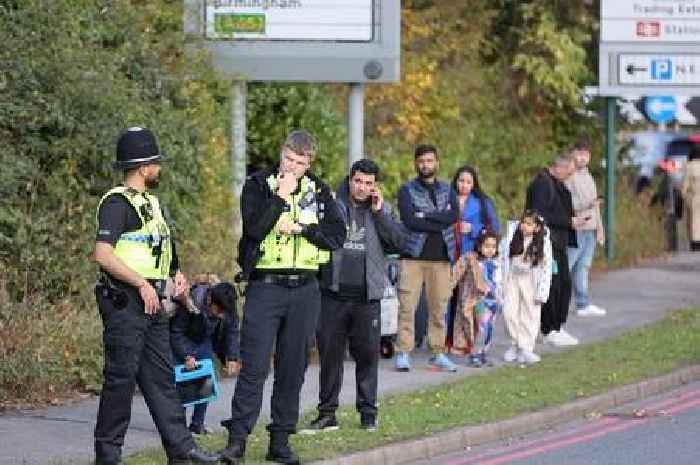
top-left (113, 127), bottom-right (166, 170)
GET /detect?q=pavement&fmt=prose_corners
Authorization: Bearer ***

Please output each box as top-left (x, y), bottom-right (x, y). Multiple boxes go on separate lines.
top-left (1, 252), bottom-right (700, 465)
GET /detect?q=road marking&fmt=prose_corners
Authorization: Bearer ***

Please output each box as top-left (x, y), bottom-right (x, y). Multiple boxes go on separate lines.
top-left (447, 388), bottom-right (700, 465)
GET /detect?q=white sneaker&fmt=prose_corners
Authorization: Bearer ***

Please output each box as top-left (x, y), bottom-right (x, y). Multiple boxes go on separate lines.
top-left (503, 346), bottom-right (518, 362)
top-left (517, 350), bottom-right (541, 364)
top-left (544, 330), bottom-right (579, 347)
top-left (577, 304), bottom-right (607, 317)
top-left (557, 329), bottom-right (579, 345)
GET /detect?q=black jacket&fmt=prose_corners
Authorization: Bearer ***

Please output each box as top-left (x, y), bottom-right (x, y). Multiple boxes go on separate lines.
top-left (237, 166), bottom-right (346, 279)
top-left (525, 169), bottom-right (577, 250)
top-left (170, 284), bottom-right (240, 363)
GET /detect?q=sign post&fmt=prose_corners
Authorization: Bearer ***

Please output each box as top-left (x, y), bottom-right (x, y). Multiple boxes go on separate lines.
top-left (605, 97), bottom-right (617, 263)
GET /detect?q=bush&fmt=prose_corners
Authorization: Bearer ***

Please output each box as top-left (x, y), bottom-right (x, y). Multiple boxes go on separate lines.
top-left (0, 0), bottom-right (351, 405)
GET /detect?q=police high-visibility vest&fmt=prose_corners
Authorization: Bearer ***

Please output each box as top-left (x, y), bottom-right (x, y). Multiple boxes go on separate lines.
top-left (256, 175), bottom-right (330, 270)
top-left (97, 186), bottom-right (173, 280)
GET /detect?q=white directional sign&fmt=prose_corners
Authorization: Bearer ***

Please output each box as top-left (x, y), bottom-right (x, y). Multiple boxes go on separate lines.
top-left (602, 0), bottom-right (700, 43)
top-left (205, 0), bottom-right (373, 42)
top-left (602, 1), bottom-right (700, 19)
top-left (599, 0), bottom-right (700, 95)
top-left (619, 54), bottom-right (700, 85)
top-left (602, 20), bottom-right (700, 42)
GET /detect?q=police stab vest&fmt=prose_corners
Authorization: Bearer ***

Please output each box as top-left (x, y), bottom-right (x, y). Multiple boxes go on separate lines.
top-left (97, 186), bottom-right (173, 280)
top-left (256, 175), bottom-right (330, 271)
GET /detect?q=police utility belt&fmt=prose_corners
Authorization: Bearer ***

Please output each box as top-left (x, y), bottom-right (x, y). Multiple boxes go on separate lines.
top-left (98, 273), bottom-right (172, 311)
top-left (250, 271), bottom-right (316, 288)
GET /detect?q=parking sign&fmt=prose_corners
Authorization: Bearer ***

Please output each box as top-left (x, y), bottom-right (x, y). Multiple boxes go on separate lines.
top-left (651, 59), bottom-right (673, 80)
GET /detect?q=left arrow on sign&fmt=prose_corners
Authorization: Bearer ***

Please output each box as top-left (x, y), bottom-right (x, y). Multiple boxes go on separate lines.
top-left (626, 64), bottom-right (648, 75)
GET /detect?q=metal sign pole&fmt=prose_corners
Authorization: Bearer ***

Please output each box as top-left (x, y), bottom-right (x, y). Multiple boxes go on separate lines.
top-left (605, 96), bottom-right (617, 264)
top-left (348, 82), bottom-right (365, 172)
top-left (231, 80), bottom-right (247, 238)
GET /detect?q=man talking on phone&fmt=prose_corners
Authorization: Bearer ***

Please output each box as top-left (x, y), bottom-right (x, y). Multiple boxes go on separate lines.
top-left (219, 130), bottom-right (345, 465)
top-left (302, 159), bottom-right (405, 434)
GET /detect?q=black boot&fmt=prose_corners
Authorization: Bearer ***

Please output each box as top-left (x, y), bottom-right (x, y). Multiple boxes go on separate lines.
top-left (168, 447), bottom-right (220, 465)
top-left (266, 432), bottom-right (300, 465)
top-left (219, 419), bottom-right (246, 465)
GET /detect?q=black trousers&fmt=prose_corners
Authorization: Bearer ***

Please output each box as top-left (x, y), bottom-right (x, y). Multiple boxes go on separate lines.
top-left (94, 285), bottom-right (193, 465)
top-left (541, 246), bottom-right (572, 335)
top-left (316, 294), bottom-right (381, 417)
top-left (228, 278), bottom-right (321, 437)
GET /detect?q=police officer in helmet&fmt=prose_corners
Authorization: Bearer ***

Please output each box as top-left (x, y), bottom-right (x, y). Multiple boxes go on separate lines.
top-left (93, 127), bottom-right (218, 465)
top-left (219, 129), bottom-right (346, 465)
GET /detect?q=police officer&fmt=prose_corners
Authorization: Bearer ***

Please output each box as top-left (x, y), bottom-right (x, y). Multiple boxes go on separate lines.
top-left (219, 130), bottom-right (346, 465)
top-left (93, 127), bottom-right (218, 465)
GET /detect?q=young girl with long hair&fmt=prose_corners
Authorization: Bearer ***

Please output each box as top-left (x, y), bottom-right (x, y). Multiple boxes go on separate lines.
top-left (501, 210), bottom-right (552, 365)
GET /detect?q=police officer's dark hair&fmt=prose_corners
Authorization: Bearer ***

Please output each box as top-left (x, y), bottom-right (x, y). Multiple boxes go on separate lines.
top-left (281, 129), bottom-right (318, 160)
top-left (415, 144), bottom-right (438, 160)
top-left (350, 159), bottom-right (380, 179)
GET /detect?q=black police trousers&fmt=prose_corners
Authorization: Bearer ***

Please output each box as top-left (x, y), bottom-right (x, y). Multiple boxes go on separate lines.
top-left (94, 284), bottom-right (194, 465)
top-left (228, 278), bottom-right (321, 438)
top-left (316, 294), bottom-right (381, 417)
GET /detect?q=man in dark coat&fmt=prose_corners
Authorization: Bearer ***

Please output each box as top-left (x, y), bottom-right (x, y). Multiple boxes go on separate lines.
top-left (525, 153), bottom-right (588, 347)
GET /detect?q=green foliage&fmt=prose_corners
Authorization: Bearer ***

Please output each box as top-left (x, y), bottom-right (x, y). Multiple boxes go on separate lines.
top-left (247, 83), bottom-right (347, 187)
top-left (484, 0), bottom-right (596, 118)
top-left (0, 0), bottom-right (233, 402)
top-left (0, 0), bottom-right (353, 404)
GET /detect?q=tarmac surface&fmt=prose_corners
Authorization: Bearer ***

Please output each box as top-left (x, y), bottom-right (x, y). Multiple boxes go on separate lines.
top-left (1, 252), bottom-right (700, 465)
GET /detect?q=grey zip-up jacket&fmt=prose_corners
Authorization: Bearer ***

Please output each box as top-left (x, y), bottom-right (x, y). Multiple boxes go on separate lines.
top-left (319, 178), bottom-right (407, 301)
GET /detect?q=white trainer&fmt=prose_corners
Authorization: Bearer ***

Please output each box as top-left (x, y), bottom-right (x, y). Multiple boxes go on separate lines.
top-left (577, 304), bottom-right (607, 317)
top-left (544, 330), bottom-right (579, 347)
top-left (503, 346), bottom-right (518, 362)
top-left (557, 329), bottom-right (579, 345)
top-left (517, 350), bottom-right (541, 365)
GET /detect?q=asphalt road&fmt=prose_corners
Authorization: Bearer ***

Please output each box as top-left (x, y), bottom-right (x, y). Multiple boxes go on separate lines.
top-left (409, 380), bottom-right (700, 465)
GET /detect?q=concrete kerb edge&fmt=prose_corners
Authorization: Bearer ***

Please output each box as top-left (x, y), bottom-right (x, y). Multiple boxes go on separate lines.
top-left (309, 365), bottom-right (700, 465)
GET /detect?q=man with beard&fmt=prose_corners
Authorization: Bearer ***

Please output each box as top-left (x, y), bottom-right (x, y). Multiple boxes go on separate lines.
top-left (219, 129), bottom-right (345, 465)
top-left (93, 127), bottom-right (218, 465)
top-left (302, 159), bottom-right (405, 434)
top-left (394, 144), bottom-right (459, 372)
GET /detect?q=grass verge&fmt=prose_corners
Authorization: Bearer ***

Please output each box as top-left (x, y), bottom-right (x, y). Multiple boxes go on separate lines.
top-left (128, 307), bottom-right (700, 465)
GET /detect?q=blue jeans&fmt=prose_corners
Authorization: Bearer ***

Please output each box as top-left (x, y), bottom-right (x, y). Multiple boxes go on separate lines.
top-left (567, 230), bottom-right (596, 309)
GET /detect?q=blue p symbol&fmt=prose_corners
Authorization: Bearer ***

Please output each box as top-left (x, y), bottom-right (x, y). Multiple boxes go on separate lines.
top-left (651, 59), bottom-right (672, 80)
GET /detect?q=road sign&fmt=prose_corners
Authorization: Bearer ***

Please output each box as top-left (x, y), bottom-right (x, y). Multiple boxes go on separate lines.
top-left (602, 0), bottom-right (700, 43)
top-left (618, 54), bottom-right (700, 85)
top-left (644, 95), bottom-right (677, 123)
top-left (184, 0), bottom-right (400, 83)
top-left (599, 0), bottom-right (700, 95)
top-left (205, 0), bottom-right (374, 42)
top-left (602, 20), bottom-right (700, 42)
